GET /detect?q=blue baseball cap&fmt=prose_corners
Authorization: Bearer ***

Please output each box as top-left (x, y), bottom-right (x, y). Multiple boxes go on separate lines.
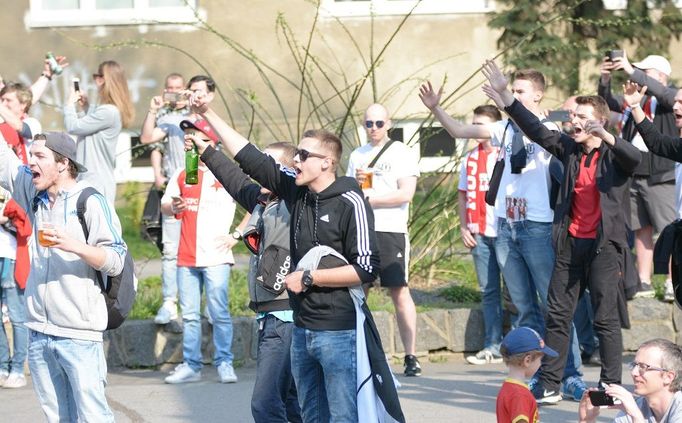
top-left (501, 327), bottom-right (558, 357)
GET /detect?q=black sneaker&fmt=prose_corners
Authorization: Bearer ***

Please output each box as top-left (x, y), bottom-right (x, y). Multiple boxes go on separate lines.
top-left (530, 380), bottom-right (562, 405)
top-left (404, 355), bottom-right (422, 377)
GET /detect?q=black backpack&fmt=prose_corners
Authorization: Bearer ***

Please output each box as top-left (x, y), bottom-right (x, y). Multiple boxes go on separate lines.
top-left (140, 186), bottom-right (163, 253)
top-left (77, 187), bottom-right (137, 330)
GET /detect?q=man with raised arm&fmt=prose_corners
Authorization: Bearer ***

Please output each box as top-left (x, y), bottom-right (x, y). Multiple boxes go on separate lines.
top-left (482, 59), bottom-right (641, 404)
top-left (599, 53), bottom-right (678, 300)
top-left (420, 72), bottom-right (586, 403)
top-left (188, 92), bottom-right (380, 422)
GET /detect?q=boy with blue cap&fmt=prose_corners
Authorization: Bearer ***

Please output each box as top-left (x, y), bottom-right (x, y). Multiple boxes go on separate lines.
top-left (497, 327), bottom-right (558, 422)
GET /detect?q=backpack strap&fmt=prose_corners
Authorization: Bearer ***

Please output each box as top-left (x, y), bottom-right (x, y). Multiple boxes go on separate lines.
top-left (367, 140), bottom-right (396, 168)
top-left (76, 187), bottom-right (107, 293)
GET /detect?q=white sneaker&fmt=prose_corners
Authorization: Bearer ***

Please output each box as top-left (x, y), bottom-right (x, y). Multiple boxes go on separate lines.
top-left (0, 370), bottom-right (9, 387)
top-left (3, 373), bottom-right (26, 388)
top-left (466, 348), bottom-right (503, 365)
top-left (664, 280), bottom-right (675, 303)
top-left (164, 363), bottom-right (201, 384)
top-left (217, 362), bottom-right (237, 383)
top-left (154, 301), bottom-right (178, 325)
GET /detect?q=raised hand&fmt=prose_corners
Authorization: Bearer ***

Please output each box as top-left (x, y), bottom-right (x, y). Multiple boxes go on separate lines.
top-left (482, 84), bottom-right (506, 109)
top-left (149, 95), bottom-right (163, 112)
top-left (188, 89), bottom-right (210, 115)
top-left (611, 50), bottom-right (634, 75)
top-left (481, 60), bottom-right (508, 93)
top-left (584, 120), bottom-right (609, 139)
top-left (418, 81), bottom-right (443, 111)
top-left (622, 81), bottom-right (647, 108)
top-left (184, 133), bottom-right (211, 155)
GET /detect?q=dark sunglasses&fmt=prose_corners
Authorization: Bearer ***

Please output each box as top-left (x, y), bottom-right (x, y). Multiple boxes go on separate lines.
top-left (92, 73), bottom-right (103, 79)
top-left (295, 148), bottom-right (327, 162)
top-left (365, 120), bottom-right (385, 129)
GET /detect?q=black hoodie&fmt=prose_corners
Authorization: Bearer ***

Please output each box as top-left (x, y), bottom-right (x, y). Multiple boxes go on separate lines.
top-left (235, 143), bottom-right (380, 330)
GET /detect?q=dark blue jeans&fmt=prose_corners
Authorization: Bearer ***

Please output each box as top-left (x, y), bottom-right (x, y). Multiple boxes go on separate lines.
top-left (252, 315), bottom-right (301, 423)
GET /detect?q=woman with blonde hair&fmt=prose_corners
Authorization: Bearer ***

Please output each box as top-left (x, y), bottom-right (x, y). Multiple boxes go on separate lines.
top-left (64, 60), bottom-right (134, 204)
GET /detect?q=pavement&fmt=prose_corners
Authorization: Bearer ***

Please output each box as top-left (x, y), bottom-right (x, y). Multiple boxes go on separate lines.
top-left (2, 359), bottom-right (630, 422)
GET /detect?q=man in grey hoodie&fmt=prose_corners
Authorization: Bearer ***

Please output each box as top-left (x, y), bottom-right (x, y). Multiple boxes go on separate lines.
top-left (0, 131), bottom-right (126, 422)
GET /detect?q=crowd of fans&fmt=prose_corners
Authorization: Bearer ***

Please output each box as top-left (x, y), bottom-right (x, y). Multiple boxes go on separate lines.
top-left (0, 48), bottom-right (681, 422)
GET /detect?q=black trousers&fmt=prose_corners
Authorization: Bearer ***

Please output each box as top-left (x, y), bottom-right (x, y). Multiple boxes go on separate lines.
top-left (540, 237), bottom-right (623, 391)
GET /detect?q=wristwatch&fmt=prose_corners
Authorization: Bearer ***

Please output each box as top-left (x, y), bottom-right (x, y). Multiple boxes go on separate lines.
top-left (302, 270), bottom-right (314, 289)
top-left (231, 229), bottom-right (243, 240)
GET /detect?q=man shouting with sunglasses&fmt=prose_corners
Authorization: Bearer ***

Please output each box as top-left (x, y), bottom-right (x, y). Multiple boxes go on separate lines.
top-left (187, 92), bottom-right (380, 422)
top-left (347, 104), bottom-right (422, 376)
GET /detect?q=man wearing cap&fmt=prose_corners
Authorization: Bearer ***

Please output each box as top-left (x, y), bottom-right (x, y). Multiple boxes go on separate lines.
top-left (0, 131), bottom-right (126, 422)
top-left (160, 119), bottom-right (240, 384)
top-left (599, 53), bottom-right (678, 300)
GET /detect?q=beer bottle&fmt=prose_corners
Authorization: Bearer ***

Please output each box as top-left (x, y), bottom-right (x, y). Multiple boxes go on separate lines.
top-left (185, 146), bottom-right (199, 185)
top-left (45, 52), bottom-right (63, 75)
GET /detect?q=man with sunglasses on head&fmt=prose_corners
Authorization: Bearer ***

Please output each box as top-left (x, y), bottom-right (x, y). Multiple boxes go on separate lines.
top-left (188, 93), bottom-right (380, 422)
top-left (347, 103), bottom-right (421, 376)
top-left (579, 338), bottom-right (682, 423)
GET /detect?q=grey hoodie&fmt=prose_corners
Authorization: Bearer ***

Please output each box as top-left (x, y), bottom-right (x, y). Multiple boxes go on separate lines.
top-left (0, 141), bottom-right (126, 341)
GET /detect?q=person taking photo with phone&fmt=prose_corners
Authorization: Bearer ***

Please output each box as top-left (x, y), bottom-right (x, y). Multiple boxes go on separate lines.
top-left (579, 338), bottom-right (682, 423)
top-left (64, 60), bottom-right (135, 205)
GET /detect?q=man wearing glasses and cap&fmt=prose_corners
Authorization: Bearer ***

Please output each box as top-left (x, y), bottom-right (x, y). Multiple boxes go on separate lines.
top-left (347, 103), bottom-right (422, 377)
top-left (579, 338), bottom-right (682, 423)
top-left (0, 131), bottom-right (126, 422)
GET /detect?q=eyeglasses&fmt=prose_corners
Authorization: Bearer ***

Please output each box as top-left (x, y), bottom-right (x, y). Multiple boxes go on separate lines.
top-left (365, 120), bottom-right (385, 129)
top-left (92, 73), bottom-right (103, 79)
top-left (629, 361), bottom-right (669, 375)
top-left (295, 148), bottom-right (327, 162)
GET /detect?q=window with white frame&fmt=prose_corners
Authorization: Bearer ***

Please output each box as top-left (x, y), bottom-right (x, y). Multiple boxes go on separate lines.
top-left (319, 0), bottom-right (495, 18)
top-left (28, 0), bottom-right (199, 28)
top-left (604, 0), bottom-right (682, 9)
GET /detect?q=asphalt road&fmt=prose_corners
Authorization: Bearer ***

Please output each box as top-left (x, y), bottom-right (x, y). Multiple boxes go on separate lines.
top-left (2, 359), bottom-right (627, 422)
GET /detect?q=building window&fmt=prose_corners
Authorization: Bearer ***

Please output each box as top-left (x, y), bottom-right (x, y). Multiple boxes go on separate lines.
top-left (28, 0), bottom-right (198, 27)
top-left (319, 0), bottom-right (495, 18)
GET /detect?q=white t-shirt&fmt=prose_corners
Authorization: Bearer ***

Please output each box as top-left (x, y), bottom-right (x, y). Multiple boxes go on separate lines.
top-left (346, 140), bottom-right (420, 233)
top-left (458, 147), bottom-right (499, 237)
top-left (0, 189), bottom-right (17, 260)
top-left (486, 119), bottom-right (557, 223)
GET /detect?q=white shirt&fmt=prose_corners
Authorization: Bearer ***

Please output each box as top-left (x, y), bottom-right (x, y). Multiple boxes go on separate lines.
top-left (486, 118), bottom-right (557, 223)
top-left (346, 140), bottom-right (420, 233)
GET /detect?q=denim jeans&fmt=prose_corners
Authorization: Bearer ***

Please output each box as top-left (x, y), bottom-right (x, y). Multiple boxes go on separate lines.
top-left (471, 234), bottom-right (503, 354)
top-left (291, 327), bottom-right (357, 423)
top-left (0, 258), bottom-right (28, 374)
top-left (495, 219), bottom-right (583, 380)
top-left (178, 264), bottom-right (233, 371)
top-left (252, 315), bottom-right (301, 423)
top-left (28, 330), bottom-right (113, 423)
top-left (161, 215), bottom-right (181, 302)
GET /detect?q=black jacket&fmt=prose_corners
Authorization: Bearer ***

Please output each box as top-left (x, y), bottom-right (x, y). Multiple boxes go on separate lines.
top-left (201, 146), bottom-right (292, 313)
top-left (505, 100), bottom-right (641, 255)
top-left (598, 73), bottom-right (677, 183)
top-left (235, 144), bottom-right (380, 330)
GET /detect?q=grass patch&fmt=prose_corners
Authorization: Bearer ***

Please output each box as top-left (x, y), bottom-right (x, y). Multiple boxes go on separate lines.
top-left (439, 285), bottom-right (482, 304)
top-left (129, 269), bottom-right (256, 320)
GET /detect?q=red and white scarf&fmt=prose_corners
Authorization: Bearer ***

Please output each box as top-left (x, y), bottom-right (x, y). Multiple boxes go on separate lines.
top-left (465, 144), bottom-right (499, 234)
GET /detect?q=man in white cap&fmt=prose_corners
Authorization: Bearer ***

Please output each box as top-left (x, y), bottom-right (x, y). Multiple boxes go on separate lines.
top-left (599, 52), bottom-right (678, 301)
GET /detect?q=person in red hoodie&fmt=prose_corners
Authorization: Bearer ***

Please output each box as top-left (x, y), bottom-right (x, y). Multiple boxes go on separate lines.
top-left (0, 189), bottom-right (29, 388)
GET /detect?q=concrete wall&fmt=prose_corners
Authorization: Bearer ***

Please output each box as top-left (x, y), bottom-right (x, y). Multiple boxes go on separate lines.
top-left (102, 298), bottom-right (682, 368)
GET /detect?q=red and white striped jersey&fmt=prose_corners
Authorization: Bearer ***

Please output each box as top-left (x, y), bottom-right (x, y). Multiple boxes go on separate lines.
top-left (162, 166), bottom-right (236, 267)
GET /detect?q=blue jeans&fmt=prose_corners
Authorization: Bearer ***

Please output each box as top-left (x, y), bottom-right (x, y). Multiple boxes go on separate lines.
top-left (252, 315), bottom-right (301, 423)
top-left (0, 258), bottom-right (28, 374)
top-left (471, 234), bottom-right (503, 354)
top-left (178, 264), bottom-right (233, 371)
top-left (161, 215), bottom-right (181, 302)
top-left (291, 327), bottom-right (357, 423)
top-left (495, 219), bottom-right (582, 379)
top-left (28, 330), bottom-right (113, 423)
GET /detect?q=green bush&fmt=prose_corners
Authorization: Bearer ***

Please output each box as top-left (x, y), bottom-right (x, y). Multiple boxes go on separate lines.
top-left (439, 285), bottom-right (482, 304)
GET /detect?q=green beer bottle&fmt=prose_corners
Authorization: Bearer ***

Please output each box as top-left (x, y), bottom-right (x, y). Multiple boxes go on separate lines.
top-left (185, 146), bottom-right (199, 185)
